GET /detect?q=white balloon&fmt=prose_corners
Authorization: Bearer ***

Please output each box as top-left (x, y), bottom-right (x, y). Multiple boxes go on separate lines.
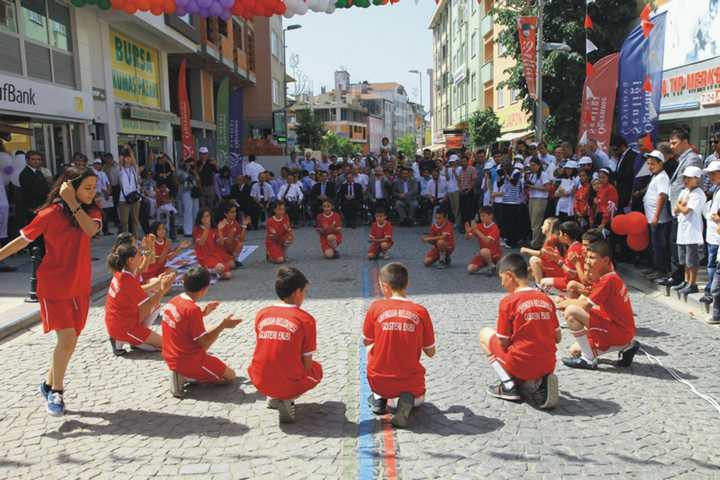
top-left (324, 1), bottom-right (335, 13)
top-left (296, 0), bottom-right (308, 14)
top-left (11, 153), bottom-right (25, 187)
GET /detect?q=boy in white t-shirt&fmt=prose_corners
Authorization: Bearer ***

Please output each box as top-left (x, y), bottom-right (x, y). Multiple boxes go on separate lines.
top-left (704, 161), bottom-right (720, 314)
top-left (673, 165), bottom-right (706, 295)
top-left (642, 150), bottom-right (672, 281)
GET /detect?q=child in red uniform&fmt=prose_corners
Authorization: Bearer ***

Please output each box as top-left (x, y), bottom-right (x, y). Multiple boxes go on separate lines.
top-left (368, 208), bottom-right (394, 260)
top-left (479, 253), bottom-right (560, 409)
top-left (590, 169), bottom-right (619, 230)
top-left (217, 200), bottom-right (249, 263)
top-left (558, 240), bottom-right (639, 370)
top-left (363, 262), bottom-right (435, 428)
top-left (143, 222), bottom-right (190, 281)
top-left (521, 217), bottom-right (562, 285)
top-left (193, 208), bottom-right (234, 279)
top-left (539, 221), bottom-right (586, 292)
top-left (249, 267), bottom-right (323, 424)
top-left (422, 208), bottom-right (455, 268)
top-left (574, 170), bottom-right (591, 229)
top-left (316, 199), bottom-right (343, 259)
top-left (266, 201), bottom-right (294, 264)
top-left (105, 243), bottom-right (175, 354)
top-left (161, 267), bottom-right (241, 397)
top-left (0, 167), bottom-right (101, 416)
top-left (465, 206), bottom-right (502, 275)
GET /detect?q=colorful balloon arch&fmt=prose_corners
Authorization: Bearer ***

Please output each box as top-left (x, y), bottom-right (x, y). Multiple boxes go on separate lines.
top-left (70, 0), bottom-right (401, 18)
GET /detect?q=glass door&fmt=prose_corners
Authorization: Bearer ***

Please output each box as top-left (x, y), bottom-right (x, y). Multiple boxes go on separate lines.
top-left (52, 124), bottom-right (68, 174)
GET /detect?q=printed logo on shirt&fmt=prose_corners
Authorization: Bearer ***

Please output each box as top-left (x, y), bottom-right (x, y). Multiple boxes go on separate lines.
top-left (376, 308), bottom-right (421, 332)
top-left (257, 316), bottom-right (297, 341)
top-left (162, 303), bottom-right (179, 329)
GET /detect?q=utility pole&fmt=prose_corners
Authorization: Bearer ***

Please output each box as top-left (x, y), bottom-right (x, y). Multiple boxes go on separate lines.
top-left (535, 0), bottom-right (544, 142)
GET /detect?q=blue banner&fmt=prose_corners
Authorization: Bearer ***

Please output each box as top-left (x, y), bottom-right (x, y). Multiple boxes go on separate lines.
top-left (229, 87), bottom-right (244, 178)
top-left (617, 12), bottom-right (666, 150)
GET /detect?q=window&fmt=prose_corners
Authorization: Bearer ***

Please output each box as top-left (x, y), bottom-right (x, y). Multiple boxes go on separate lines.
top-left (271, 30), bottom-right (280, 59)
top-left (272, 78), bottom-right (281, 105)
top-left (0, 0), bottom-right (18, 33)
top-left (471, 73), bottom-right (477, 100)
top-left (47, 0), bottom-right (70, 51)
top-left (233, 21), bottom-right (242, 50)
top-left (496, 85), bottom-right (504, 108)
top-left (498, 40), bottom-right (507, 57)
top-left (511, 88), bottom-right (520, 103)
top-left (21, 0), bottom-right (48, 44)
top-left (471, 32), bottom-right (476, 57)
top-left (218, 18), bottom-right (227, 37)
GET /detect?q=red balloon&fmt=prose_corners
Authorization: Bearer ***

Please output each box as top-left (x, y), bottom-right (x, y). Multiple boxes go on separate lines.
top-left (124, 1), bottom-right (137, 12)
top-left (163, 0), bottom-right (175, 12)
top-left (627, 232), bottom-right (649, 252)
top-left (611, 214), bottom-right (630, 236)
top-left (138, 0), bottom-right (150, 9)
top-left (150, 3), bottom-right (163, 13)
top-left (625, 211), bottom-right (648, 236)
top-left (112, 0), bottom-right (125, 8)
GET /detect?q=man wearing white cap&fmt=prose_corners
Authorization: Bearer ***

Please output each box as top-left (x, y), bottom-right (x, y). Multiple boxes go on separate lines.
top-left (672, 165), bottom-right (705, 295)
top-left (702, 160), bottom-right (720, 310)
top-left (642, 150), bottom-right (671, 281)
top-left (443, 154), bottom-right (461, 223)
top-left (197, 146), bottom-right (217, 209)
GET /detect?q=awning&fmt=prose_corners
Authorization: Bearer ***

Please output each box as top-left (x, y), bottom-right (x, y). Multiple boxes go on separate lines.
top-left (426, 143), bottom-right (446, 152)
top-left (0, 122), bottom-right (33, 136)
top-left (498, 130), bottom-right (534, 142)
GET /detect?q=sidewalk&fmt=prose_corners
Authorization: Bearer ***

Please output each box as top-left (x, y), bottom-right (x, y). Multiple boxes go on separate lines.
top-left (0, 234), bottom-right (117, 339)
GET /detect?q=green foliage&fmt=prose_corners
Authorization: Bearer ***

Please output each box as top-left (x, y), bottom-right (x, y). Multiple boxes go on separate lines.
top-left (321, 131), bottom-right (360, 158)
top-left (396, 133), bottom-right (418, 157)
top-left (469, 109), bottom-right (502, 148)
top-left (295, 110), bottom-right (326, 150)
top-left (493, 0), bottom-right (640, 144)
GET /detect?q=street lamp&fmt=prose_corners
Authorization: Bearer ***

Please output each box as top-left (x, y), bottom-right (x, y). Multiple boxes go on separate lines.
top-left (283, 24), bottom-right (302, 155)
top-left (409, 69), bottom-right (423, 148)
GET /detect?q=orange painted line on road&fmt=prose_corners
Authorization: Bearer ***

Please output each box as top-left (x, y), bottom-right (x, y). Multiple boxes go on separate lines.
top-left (381, 415), bottom-right (398, 479)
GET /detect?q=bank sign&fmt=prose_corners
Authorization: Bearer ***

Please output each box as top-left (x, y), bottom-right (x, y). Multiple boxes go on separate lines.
top-left (110, 30), bottom-right (161, 109)
top-left (0, 73), bottom-right (92, 121)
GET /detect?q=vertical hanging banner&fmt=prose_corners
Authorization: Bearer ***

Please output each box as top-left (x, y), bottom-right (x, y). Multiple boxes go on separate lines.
top-left (216, 77), bottom-right (229, 168)
top-left (617, 12), bottom-right (667, 150)
top-left (229, 87), bottom-right (244, 178)
top-left (517, 16), bottom-right (538, 99)
top-left (178, 59), bottom-right (194, 161)
top-left (578, 53), bottom-right (620, 153)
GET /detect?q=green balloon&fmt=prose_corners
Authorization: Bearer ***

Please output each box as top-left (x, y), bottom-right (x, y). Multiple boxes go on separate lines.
top-left (372, 0), bottom-right (384, 5)
top-left (335, 0), bottom-right (350, 7)
top-left (98, 0), bottom-right (111, 9)
top-left (355, 0), bottom-right (370, 6)
top-left (70, 0), bottom-right (85, 6)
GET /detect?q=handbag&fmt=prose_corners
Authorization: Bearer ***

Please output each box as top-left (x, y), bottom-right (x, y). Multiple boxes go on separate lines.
top-left (124, 191), bottom-right (141, 204)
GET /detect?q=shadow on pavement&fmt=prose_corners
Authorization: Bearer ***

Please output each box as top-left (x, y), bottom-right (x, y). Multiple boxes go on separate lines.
top-left (405, 403), bottom-right (505, 436)
top-left (43, 409), bottom-right (249, 440)
top-left (548, 391), bottom-right (621, 417)
top-left (635, 327), bottom-right (670, 338)
top-left (595, 359), bottom-right (697, 381)
top-left (279, 401), bottom-right (357, 438)
top-left (609, 452), bottom-right (666, 466)
top-left (180, 378), bottom-right (264, 405)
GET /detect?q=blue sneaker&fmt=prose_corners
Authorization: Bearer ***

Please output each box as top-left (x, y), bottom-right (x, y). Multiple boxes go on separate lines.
top-left (38, 382), bottom-right (51, 400)
top-left (47, 392), bottom-right (65, 416)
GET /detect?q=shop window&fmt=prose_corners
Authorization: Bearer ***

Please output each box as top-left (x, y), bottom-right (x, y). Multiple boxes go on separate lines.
top-left (0, 0), bottom-right (17, 33)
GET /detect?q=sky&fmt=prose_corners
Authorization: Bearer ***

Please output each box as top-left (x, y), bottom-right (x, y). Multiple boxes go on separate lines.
top-left (283, 1), bottom-right (437, 110)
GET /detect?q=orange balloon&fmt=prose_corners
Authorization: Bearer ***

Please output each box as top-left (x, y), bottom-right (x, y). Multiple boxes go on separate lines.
top-left (627, 232), bottom-right (649, 252)
top-left (163, 0), bottom-right (175, 13)
top-left (124, 0), bottom-right (137, 12)
top-left (611, 214), bottom-right (630, 236)
top-left (138, 0), bottom-right (150, 10)
top-left (150, 3), bottom-right (163, 13)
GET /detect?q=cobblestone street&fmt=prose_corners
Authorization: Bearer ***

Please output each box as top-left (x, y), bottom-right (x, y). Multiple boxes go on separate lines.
top-left (1, 225), bottom-right (720, 479)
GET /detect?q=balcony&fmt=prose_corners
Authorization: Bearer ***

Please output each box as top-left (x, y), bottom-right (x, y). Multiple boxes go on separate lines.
top-left (481, 61), bottom-right (493, 84)
top-left (481, 14), bottom-right (493, 38)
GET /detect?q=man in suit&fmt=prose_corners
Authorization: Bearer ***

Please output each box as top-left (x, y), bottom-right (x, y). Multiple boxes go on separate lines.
top-left (310, 170), bottom-right (336, 218)
top-left (230, 175), bottom-right (253, 223)
top-left (338, 172), bottom-right (363, 228)
top-left (368, 167), bottom-right (392, 214)
top-left (275, 173), bottom-right (304, 227)
top-left (19, 150), bottom-right (50, 227)
top-left (612, 136), bottom-right (638, 214)
top-left (249, 171), bottom-right (275, 229)
top-left (392, 167), bottom-right (419, 226)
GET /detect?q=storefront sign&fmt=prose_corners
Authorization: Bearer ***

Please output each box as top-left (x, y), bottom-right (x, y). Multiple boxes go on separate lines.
top-left (700, 90), bottom-right (720, 107)
top-left (0, 73), bottom-right (92, 121)
top-left (110, 30), bottom-right (161, 108)
top-left (659, 56), bottom-right (720, 119)
top-left (119, 117), bottom-right (170, 137)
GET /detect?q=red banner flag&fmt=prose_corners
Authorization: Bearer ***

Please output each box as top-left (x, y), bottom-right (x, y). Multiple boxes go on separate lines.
top-left (517, 16), bottom-right (538, 99)
top-left (578, 53), bottom-right (620, 153)
top-left (178, 58), bottom-right (194, 161)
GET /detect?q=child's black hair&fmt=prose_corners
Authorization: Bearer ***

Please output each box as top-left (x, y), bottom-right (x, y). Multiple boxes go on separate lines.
top-left (183, 267), bottom-right (211, 293)
top-left (559, 221), bottom-right (582, 242)
top-left (107, 243), bottom-right (137, 272)
top-left (497, 253), bottom-right (528, 280)
top-left (275, 267), bottom-right (309, 300)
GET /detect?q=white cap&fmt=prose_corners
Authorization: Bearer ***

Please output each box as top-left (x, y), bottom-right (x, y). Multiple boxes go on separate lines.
top-left (199, 146), bottom-right (209, 154)
top-left (705, 160), bottom-right (720, 173)
top-left (578, 156), bottom-right (593, 165)
top-left (564, 160), bottom-right (578, 169)
top-left (645, 150), bottom-right (665, 163)
top-left (514, 154), bottom-right (524, 161)
top-left (529, 142), bottom-right (538, 148)
top-left (484, 159), bottom-right (495, 169)
top-left (93, 158), bottom-right (102, 164)
top-left (682, 165), bottom-right (702, 178)
top-left (448, 154), bottom-right (459, 163)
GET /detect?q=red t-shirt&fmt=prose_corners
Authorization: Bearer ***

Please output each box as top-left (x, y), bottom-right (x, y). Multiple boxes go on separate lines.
top-left (20, 203), bottom-right (102, 300)
top-left (574, 183), bottom-right (590, 216)
top-left (589, 272), bottom-right (635, 337)
top-left (370, 221), bottom-right (393, 241)
top-left (594, 184), bottom-right (619, 223)
top-left (496, 288), bottom-right (559, 374)
top-left (266, 214), bottom-right (291, 243)
top-left (316, 212), bottom-right (342, 236)
top-left (218, 219), bottom-right (242, 243)
top-left (145, 239), bottom-right (170, 278)
top-left (430, 220), bottom-right (455, 249)
top-left (476, 222), bottom-right (501, 257)
top-left (105, 270), bottom-right (147, 338)
top-left (248, 304), bottom-right (317, 399)
top-left (193, 226), bottom-right (230, 265)
top-left (563, 241), bottom-right (585, 276)
top-left (540, 235), bottom-right (561, 259)
top-left (362, 297), bottom-right (435, 387)
top-left (161, 294), bottom-right (207, 370)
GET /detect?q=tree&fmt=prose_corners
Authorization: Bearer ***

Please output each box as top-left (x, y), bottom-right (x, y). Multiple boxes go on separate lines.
top-left (295, 109), bottom-right (325, 150)
top-left (321, 131), bottom-right (360, 158)
top-left (468, 109), bottom-right (502, 149)
top-left (396, 133), bottom-right (418, 157)
top-left (493, 0), bottom-right (639, 144)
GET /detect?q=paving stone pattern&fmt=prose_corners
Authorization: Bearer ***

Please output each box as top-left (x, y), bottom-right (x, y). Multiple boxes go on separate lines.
top-left (1, 226), bottom-right (719, 479)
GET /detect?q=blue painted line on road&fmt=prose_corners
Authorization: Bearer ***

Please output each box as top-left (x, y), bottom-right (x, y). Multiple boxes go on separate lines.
top-left (358, 264), bottom-right (376, 480)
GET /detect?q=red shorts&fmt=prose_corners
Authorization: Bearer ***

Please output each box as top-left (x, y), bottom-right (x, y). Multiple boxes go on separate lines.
top-left (541, 257), bottom-right (565, 278)
top-left (470, 252), bottom-right (502, 268)
top-left (426, 245), bottom-right (454, 262)
top-left (250, 361), bottom-right (323, 400)
top-left (266, 240), bottom-right (287, 261)
top-left (40, 296), bottom-right (90, 336)
top-left (174, 353), bottom-right (228, 384)
top-left (587, 308), bottom-right (635, 353)
top-left (320, 234), bottom-right (342, 252)
top-left (199, 253), bottom-right (233, 271)
top-left (368, 372), bottom-right (425, 399)
top-left (368, 240), bottom-right (393, 256)
top-left (110, 322), bottom-right (153, 346)
top-left (488, 334), bottom-right (555, 382)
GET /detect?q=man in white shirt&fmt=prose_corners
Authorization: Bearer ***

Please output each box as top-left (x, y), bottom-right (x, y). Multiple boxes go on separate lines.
top-left (245, 155), bottom-right (265, 183)
top-left (423, 168), bottom-right (449, 224)
top-left (276, 173), bottom-right (304, 226)
top-left (444, 155), bottom-right (461, 223)
top-left (643, 150), bottom-right (672, 282)
top-left (589, 139), bottom-right (611, 170)
top-left (538, 142), bottom-right (557, 173)
top-left (250, 171), bottom-right (275, 222)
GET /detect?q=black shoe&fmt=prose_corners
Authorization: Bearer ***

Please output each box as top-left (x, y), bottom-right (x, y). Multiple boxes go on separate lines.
top-left (392, 393), bottom-right (414, 428)
top-left (655, 277), bottom-right (672, 286)
top-left (646, 271), bottom-right (663, 281)
top-left (679, 284), bottom-right (698, 295)
top-left (442, 255), bottom-right (451, 267)
top-left (367, 394), bottom-right (387, 415)
top-left (615, 340), bottom-right (640, 367)
top-left (537, 374), bottom-right (559, 410)
top-left (699, 294), bottom-right (714, 305)
top-left (487, 382), bottom-right (521, 402)
top-left (667, 278), bottom-right (685, 287)
top-left (671, 281), bottom-right (688, 291)
top-left (109, 338), bottom-right (126, 356)
top-left (277, 400), bottom-right (296, 424)
top-left (562, 356), bottom-right (597, 370)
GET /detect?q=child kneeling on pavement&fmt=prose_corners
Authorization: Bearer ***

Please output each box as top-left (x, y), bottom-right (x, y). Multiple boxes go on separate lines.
top-left (479, 253), bottom-right (560, 409)
top-left (248, 267), bottom-right (323, 424)
top-left (161, 267), bottom-right (241, 397)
